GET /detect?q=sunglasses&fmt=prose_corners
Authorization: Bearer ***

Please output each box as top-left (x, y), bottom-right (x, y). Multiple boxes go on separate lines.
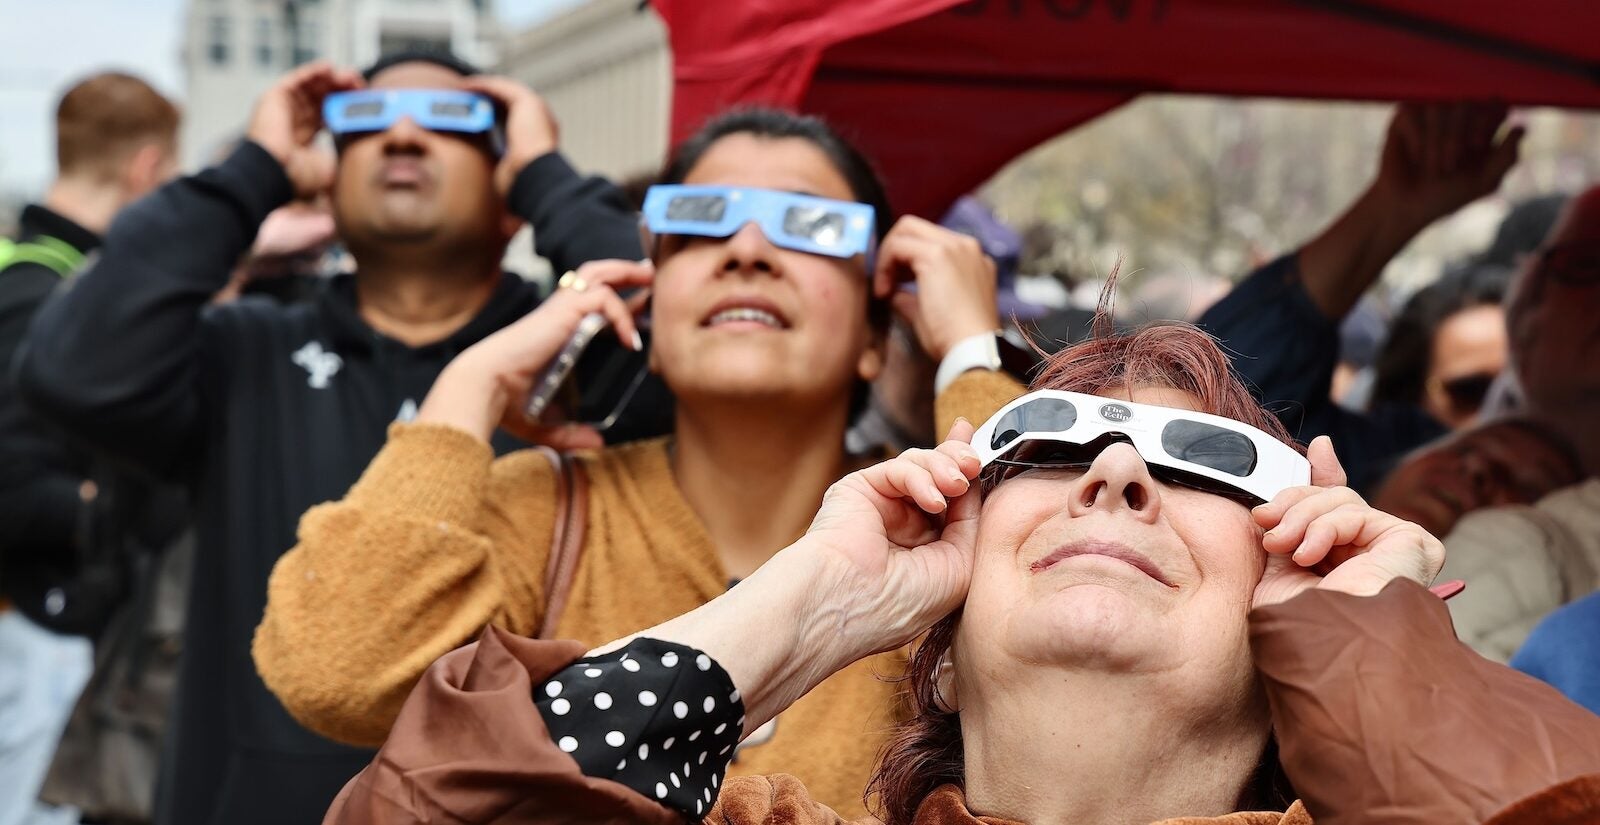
top-left (1432, 372), bottom-right (1498, 415)
top-left (641, 185), bottom-right (876, 261)
top-left (323, 89), bottom-right (500, 145)
top-left (972, 390), bottom-right (1311, 505)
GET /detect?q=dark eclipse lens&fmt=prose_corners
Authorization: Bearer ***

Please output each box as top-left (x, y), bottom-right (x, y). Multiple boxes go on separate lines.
top-left (428, 101), bottom-right (476, 118)
top-left (990, 397), bottom-right (1078, 452)
top-left (342, 100), bottom-right (386, 118)
top-left (1159, 419), bottom-right (1258, 477)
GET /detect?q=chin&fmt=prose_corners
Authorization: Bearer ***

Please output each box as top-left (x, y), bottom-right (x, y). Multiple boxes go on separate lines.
top-left (1006, 585), bottom-right (1164, 666)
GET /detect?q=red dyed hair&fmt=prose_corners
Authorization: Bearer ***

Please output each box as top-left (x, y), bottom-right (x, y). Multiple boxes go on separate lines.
top-left (865, 318), bottom-right (1300, 825)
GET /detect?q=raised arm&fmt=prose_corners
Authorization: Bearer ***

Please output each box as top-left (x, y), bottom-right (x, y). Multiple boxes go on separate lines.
top-left (1253, 580), bottom-right (1600, 824)
top-left (254, 259), bottom-right (653, 745)
top-left (1290, 101), bottom-right (1519, 322)
top-left (1198, 103), bottom-right (1514, 487)
top-left (459, 75), bottom-right (644, 273)
top-left (324, 427), bottom-right (985, 824)
top-left (14, 63), bottom-right (360, 480)
top-left (1245, 441), bottom-right (1600, 824)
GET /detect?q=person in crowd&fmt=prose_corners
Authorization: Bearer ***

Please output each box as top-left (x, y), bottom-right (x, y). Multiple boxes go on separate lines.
top-left (0, 71), bottom-right (182, 825)
top-left (847, 196), bottom-right (1046, 455)
top-left (1512, 589), bottom-right (1600, 715)
top-left (253, 108), bottom-right (1015, 817)
top-left (1199, 101), bottom-right (1521, 493)
top-left (1427, 183), bottom-right (1600, 663)
top-left (323, 320), bottom-right (1600, 825)
top-left (15, 54), bottom-right (640, 825)
top-left (1369, 264), bottom-right (1511, 430)
top-left (36, 192), bottom-right (348, 823)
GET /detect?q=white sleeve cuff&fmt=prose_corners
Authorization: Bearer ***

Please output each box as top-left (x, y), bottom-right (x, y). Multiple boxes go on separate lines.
top-left (935, 332), bottom-right (1003, 395)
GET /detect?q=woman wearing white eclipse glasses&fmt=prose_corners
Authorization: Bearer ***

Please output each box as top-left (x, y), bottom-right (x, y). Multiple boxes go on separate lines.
top-left (324, 319), bottom-right (1600, 825)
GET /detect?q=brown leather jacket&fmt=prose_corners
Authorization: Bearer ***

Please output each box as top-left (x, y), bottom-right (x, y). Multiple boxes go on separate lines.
top-left (324, 581), bottom-right (1600, 824)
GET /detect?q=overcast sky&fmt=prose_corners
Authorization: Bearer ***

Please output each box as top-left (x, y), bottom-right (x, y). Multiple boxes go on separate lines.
top-left (0, 0), bottom-right (587, 197)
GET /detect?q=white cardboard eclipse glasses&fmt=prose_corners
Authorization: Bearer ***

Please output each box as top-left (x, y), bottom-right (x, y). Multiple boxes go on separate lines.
top-left (972, 390), bottom-right (1310, 504)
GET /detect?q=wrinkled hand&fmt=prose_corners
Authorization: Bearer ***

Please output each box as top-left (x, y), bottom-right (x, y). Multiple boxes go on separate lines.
top-left (1251, 436), bottom-right (1446, 608)
top-left (459, 75), bottom-right (559, 199)
top-left (416, 259), bottom-right (651, 446)
top-left (246, 61), bottom-right (361, 199)
top-left (873, 216), bottom-right (999, 362)
top-left (1371, 101), bottom-right (1523, 230)
top-left (796, 420), bottom-right (982, 658)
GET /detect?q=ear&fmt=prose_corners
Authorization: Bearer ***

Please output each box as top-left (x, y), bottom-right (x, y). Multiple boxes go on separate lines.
top-left (121, 143), bottom-right (171, 200)
top-left (933, 651), bottom-right (960, 713)
top-left (856, 315), bottom-right (888, 384)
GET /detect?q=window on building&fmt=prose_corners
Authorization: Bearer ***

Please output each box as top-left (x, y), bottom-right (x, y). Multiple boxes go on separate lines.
top-left (378, 30), bottom-right (452, 57)
top-left (255, 18), bottom-right (274, 68)
top-left (293, 20), bottom-right (320, 64)
top-left (207, 16), bottom-right (231, 66)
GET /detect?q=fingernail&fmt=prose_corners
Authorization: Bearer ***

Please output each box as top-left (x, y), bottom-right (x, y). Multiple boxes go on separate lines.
top-left (631, 331), bottom-right (644, 351)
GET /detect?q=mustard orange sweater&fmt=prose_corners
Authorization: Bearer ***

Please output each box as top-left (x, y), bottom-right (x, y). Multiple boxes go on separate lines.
top-left (253, 369), bottom-right (1022, 817)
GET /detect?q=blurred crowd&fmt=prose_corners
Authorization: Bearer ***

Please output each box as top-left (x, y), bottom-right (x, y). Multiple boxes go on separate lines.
top-left (1, 49), bottom-right (1598, 825)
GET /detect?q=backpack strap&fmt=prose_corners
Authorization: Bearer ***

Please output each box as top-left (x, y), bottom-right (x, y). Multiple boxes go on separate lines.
top-left (536, 447), bottom-right (589, 640)
top-left (0, 235), bottom-right (86, 278)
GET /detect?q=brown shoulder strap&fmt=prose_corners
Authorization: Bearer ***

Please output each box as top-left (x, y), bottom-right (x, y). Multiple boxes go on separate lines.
top-left (536, 447), bottom-right (589, 639)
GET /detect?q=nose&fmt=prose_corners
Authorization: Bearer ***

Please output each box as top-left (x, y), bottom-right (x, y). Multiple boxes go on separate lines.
top-left (718, 221), bottom-right (782, 277)
top-left (380, 115), bottom-right (428, 154)
top-left (1065, 442), bottom-right (1161, 523)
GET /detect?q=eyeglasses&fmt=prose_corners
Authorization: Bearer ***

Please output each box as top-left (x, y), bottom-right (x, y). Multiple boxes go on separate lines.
top-left (641, 185), bottom-right (876, 261)
top-left (972, 390), bottom-right (1311, 505)
top-left (1432, 372), bottom-right (1498, 416)
top-left (323, 89), bottom-right (498, 138)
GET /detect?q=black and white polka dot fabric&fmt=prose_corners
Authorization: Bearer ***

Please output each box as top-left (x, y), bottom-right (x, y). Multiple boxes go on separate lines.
top-left (534, 638), bottom-right (745, 819)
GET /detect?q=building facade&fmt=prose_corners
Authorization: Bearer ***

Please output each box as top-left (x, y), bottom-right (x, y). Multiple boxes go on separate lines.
top-left (497, 0), bottom-right (670, 184)
top-left (180, 0), bottom-right (499, 168)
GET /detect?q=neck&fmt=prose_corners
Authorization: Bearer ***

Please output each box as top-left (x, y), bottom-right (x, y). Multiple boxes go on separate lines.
top-left (961, 669), bottom-right (1270, 825)
top-left (42, 176), bottom-right (123, 236)
top-left (355, 262), bottom-right (500, 348)
top-left (672, 396), bottom-right (862, 580)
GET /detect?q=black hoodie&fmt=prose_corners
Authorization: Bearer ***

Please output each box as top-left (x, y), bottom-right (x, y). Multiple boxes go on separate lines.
top-left (16, 141), bottom-right (643, 825)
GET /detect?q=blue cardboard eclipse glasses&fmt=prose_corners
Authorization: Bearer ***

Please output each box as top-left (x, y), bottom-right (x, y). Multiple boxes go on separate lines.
top-left (323, 89), bottom-right (496, 136)
top-left (642, 184), bottom-right (876, 260)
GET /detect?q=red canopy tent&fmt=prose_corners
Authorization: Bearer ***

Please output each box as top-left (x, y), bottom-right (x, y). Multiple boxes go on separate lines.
top-left (652, 0), bottom-right (1600, 218)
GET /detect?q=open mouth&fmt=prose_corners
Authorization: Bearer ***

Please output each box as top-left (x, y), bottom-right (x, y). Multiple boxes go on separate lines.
top-left (702, 297), bottom-right (790, 330)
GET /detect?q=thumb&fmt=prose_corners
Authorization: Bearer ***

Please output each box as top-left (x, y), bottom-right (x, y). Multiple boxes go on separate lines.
top-left (1481, 124), bottom-right (1524, 192)
top-left (945, 416), bottom-right (977, 446)
top-left (1307, 436), bottom-right (1347, 488)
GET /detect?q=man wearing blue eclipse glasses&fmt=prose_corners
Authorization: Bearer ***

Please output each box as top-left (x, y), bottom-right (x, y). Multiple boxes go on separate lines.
top-left (15, 51), bottom-right (644, 825)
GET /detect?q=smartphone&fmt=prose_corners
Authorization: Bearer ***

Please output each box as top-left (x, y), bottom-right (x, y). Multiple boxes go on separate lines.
top-left (524, 313), bottom-right (608, 421)
top-left (523, 314), bottom-right (654, 432)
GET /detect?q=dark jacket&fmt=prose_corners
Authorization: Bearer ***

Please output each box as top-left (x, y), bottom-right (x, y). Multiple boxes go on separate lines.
top-left (0, 204), bottom-right (185, 635)
top-left (15, 141), bottom-right (643, 825)
top-left (1197, 255), bottom-right (1446, 493)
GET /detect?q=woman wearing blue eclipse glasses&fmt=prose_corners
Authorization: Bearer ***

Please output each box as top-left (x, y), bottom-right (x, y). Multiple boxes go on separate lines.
top-left (257, 107), bottom-right (1021, 816)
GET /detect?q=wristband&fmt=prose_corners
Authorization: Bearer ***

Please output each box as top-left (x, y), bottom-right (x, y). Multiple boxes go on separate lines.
top-left (935, 331), bottom-right (1003, 395)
